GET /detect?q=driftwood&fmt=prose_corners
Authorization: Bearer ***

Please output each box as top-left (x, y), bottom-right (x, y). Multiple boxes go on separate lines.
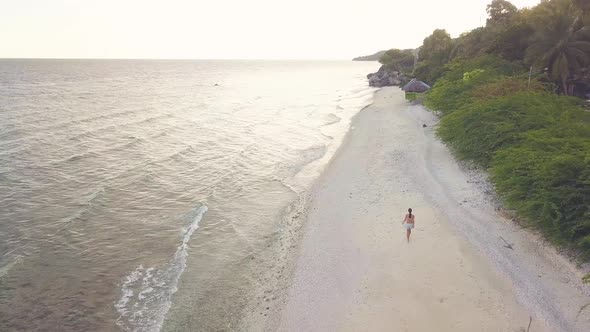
top-left (500, 236), bottom-right (514, 250)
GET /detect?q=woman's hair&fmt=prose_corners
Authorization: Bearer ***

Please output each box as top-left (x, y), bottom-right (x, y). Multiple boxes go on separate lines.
top-left (408, 208), bottom-right (412, 217)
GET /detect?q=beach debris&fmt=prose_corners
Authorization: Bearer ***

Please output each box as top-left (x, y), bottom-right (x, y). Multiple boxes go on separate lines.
top-left (576, 302), bottom-right (590, 319)
top-left (500, 236), bottom-right (514, 250)
top-left (527, 316), bottom-right (532, 332)
top-left (422, 124), bottom-right (427, 128)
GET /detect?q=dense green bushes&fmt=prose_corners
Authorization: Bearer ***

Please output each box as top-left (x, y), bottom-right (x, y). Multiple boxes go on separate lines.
top-left (492, 135), bottom-right (590, 250)
top-left (424, 56), bottom-right (527, 115)
top-left (413, 0), bottom-right (590, 97)
top-left (426, 56), bottom-right (590, 259)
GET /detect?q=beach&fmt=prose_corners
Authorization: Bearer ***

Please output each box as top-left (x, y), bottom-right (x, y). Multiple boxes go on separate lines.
top-left (246, 87), bottom-right (590, 332)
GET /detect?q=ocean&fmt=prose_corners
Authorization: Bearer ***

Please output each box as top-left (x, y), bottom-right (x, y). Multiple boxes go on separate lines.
top-left (0, 59), bottom-right (377, 331)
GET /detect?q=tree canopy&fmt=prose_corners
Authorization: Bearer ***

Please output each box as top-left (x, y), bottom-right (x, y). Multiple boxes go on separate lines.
top-left (378, 49), bottom-right (415, 74)
top-left (486, 0), bottom-right (518, 26)
top-left (411, 0), bottom-right (590, 96)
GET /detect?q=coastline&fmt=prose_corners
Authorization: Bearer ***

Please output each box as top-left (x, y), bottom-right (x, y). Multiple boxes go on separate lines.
top-left (244, 87), bottom-right (590, 331)
top-left (238, 100), bottom-right (377, 331)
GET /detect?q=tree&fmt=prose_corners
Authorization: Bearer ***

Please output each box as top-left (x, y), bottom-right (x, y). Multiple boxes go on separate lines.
top-left (415, 29), bottom-right (453, 84)
top-left (450, 28), bottom-right (494, 59)
top-left (573, 0), bottom-right (590, 13)
top-left (378, 49), bottom-right (415, 74)
top-left (488, 12), bottom-right (535, 61)
top-left (418, 29), bottom-right (453, 65)
top-left (486, 0), bottom-right (518, 26)
top-left (526, 6), bottom-right (590, 95)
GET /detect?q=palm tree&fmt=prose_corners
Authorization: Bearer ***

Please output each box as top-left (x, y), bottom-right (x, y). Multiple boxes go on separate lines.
top-left (573, 0), bottom-right (590, 14)
top-left (526, 6), bottom-right (590, 95)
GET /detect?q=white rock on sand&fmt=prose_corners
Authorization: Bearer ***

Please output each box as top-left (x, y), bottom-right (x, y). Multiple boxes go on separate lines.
top-left (251, 87), bottom-right (590, 332)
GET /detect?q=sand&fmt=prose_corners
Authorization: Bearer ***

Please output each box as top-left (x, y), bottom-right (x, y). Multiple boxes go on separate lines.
top-left (245, 87), bottom-right (590, 332)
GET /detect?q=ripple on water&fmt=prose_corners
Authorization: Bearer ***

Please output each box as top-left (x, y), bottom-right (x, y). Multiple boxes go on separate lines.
top-left (0, 60), bottom-right (378, 331)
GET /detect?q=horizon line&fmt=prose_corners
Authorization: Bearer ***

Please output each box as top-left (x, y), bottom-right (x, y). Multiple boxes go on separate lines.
top-left (0, 57), bottom-right (364, 61)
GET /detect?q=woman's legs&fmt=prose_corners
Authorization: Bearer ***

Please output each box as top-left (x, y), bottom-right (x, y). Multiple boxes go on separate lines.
top-left (406, 228), bottom-right (411, 242)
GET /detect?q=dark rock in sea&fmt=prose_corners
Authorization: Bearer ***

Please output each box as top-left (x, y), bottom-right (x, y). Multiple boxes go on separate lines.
top-left (366, 65), bottom-right (412, 88)
top-left (422, 124), bottom-right (427, 128)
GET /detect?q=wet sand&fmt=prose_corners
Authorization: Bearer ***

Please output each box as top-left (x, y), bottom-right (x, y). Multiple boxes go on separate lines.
top-left (245, 87), bottom-right (590, 332)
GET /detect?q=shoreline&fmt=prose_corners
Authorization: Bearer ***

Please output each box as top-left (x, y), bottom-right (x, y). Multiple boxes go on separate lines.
top-left (238, 98), bottom-right (378, 331)
top-left (244, 87), bottom-right (590, 331)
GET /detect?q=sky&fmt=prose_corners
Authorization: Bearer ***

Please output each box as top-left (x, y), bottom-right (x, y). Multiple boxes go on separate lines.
top-left (0, 0), bottom-right (541, 60)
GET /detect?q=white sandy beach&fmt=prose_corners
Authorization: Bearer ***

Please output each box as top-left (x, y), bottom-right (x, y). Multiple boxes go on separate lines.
top-left (246, 87), bottom-right (590, 332)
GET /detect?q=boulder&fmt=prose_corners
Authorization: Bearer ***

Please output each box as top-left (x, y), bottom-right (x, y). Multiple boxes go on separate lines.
top-left (367, 65), bottom-right (412, 87)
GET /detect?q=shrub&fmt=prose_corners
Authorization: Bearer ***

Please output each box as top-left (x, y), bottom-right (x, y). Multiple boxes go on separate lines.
top-left (432, 82), bottom-right (590, 258)
top-left (437, 92), bottom-right (584, 166)
top-left (492, 134), bottom-right (590, 254)
top-left (424, 56), bottom-right (526, 115)
top-left (405, 92), bottom-right (418, 101)
top-left (470, 77), bottom-right (550, 100)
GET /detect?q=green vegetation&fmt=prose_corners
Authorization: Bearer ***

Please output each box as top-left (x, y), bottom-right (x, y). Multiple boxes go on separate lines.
top-left (411, 0), bottom-right (590, 261)
top-left (378, 48), bottom-right (415, 75)
top-left (415, 0), bottom-right (590, 97)
top-left (353, 50), bottom-right (387, 61)
top-left (431, 57), bottom-right (590, 259)
top-left (405, 92), bottom-right (419, 101)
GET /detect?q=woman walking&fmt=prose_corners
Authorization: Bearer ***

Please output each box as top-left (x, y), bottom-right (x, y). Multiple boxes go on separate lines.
top-left (402, 208), bottom-right (415, 242)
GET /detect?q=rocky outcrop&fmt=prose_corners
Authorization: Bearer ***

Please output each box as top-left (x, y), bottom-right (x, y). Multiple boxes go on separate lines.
top-left (367, 65), bottom-right (412, 87)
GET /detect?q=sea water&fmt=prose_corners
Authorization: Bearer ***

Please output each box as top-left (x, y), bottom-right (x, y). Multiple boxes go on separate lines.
top-left (0, 59), bottom-right (377, 331)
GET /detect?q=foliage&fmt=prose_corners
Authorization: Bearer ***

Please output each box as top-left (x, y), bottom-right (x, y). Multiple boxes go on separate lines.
top-left (424, 55), bottom-right (525, 114)
top-left (437, 92), bottom-right (584, 166)
top-left (488, 18), bottom-right (535, 61)
top-left (413, 60), bottom-right (447, 84)
top-left (378, 48), bottom-right (415, 74)
top-left (469, 76), bottom-right (550, 100)
top-left (574, 0), bottom-right (590, 14)
top-left (418, 29), bottom-right (453, 64)
top-left (526, 2), bottom-right (590, 95)
top-left (492, 127), bottom-right (590, 253)
top-left (486, 0), bottom-right (518, 26)
top-left (353, 50), bottom-right (387, 61)
top-left (425, 52), bottom-right (590, 258)
top-left (405, 92), bottom-right (418, 101)
top-left (414, 29), bottom-right (453, 83)
top-left (412, 0), bottom-right (590, 96)
top-left (451, 28), bottom-right (494, 60)
top-left (463, 69), bottom-right (486, 81)
top-left (394, 0), bottom-right (590, 268)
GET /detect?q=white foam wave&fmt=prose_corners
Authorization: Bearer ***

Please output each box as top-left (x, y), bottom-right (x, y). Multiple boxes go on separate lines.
top-left (114, 205), bottom-right (208, 332)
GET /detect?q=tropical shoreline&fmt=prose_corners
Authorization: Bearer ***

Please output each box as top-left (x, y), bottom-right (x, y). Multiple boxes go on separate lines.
top-left (245, 87), bottom-right (590, 331)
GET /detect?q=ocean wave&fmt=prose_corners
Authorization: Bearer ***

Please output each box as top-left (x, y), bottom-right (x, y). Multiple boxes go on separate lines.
top-left (321, 113), bottom-right (342, 126)
top-left (0, 255), bottom-right (23, 278)
top-left (115, 204), bottom-right (208, 332)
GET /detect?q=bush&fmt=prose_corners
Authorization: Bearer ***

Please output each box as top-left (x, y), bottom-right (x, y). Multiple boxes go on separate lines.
top-left (437, 92), bottom-right (584, 166)
top-left (405, 92), bottom-right (418, 101)
top-left (470, 77), bottom-right (550, 100)
top-left (424, 56), bottom-right (526, 115)
top-left (432, 82), bottom-right (590, 258)
top-left (492, 135), bottom-right (590, 254)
